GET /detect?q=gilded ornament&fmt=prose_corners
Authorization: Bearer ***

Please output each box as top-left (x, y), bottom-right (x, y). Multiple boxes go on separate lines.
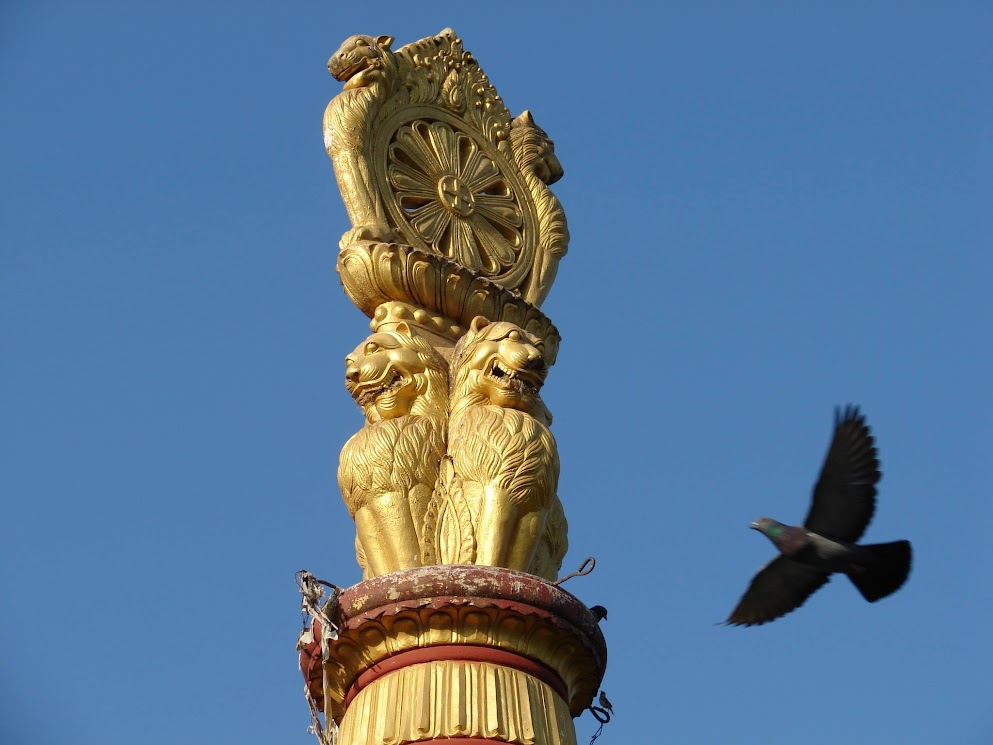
top-left (326, 29), bottom-right (570, 584)
top-left (336, 240), bottom-right (560, 364)
top-left (337, 323), bottom-right (448, 576)
top-left (324, 28), bottom-right (569, 309)
top-left (509, 110), bottom-right (569, 306)
top-left (444, 317), bottom-right (562, 575)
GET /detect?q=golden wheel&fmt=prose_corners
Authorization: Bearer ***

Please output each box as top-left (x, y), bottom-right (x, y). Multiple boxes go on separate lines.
top-left (376, 113), bottom-right (537, 289)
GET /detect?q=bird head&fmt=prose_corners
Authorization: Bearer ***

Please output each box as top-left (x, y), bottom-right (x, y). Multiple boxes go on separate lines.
top-left (751, 517), bottom-right (784, 537)
top-left (751, 517), bottom-right (808, 555)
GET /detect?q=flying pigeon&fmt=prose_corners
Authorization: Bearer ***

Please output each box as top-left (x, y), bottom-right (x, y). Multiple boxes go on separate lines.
top-left (726, 405), bottom-right (912, 626)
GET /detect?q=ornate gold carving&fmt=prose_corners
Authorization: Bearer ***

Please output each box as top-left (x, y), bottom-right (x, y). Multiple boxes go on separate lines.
top-left (327, 31), bottom-right (569, 583)
top-left (387, 118), bottom-right (528, 278)
top-left (444, 317), bottom-right (562, 576)
top-left (337, 241), bottom-right (560, 365)
top-left (369, 302), bottom-right (464, 362)
top-left (338, 316), bottom-right (566, 581)
top-left (338, 660), bottom-right (576, 745)
top-left (338, 324), bottom-right (448, 576)
top-left (509, 111), bottom-right (569, 307)
top-left (324, 29), bottom-right (569, 309)
top-left (421, 456), bottom-right (475, 566)
top-left (325, 33), bottom-right (404, 246)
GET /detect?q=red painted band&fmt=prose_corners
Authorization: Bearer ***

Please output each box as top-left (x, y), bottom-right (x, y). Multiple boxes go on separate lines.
top-left (343, 645), bottom-right (569, 707)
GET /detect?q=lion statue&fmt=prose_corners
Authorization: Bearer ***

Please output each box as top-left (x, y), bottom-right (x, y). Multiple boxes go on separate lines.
top-left (510, 110), bottom-right (569, 307)
top-left (444, 316), bottom-right (561, 574)
top-left (324, 33), bottom-right (403, 246)
top-left (337, 322), bottom-right (448, 577)
top-left (324, 31), bottom-right (455, 248)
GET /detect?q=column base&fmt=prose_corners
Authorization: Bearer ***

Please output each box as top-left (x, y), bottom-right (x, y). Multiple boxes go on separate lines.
top-left (310, 565), bottom-right (607, 745)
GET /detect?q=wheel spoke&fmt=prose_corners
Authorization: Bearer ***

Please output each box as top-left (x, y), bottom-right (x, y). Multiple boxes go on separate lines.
top-left (471, 214), bottom-right (517, 267)
top-left (409, 202), bottom-right (450, 245)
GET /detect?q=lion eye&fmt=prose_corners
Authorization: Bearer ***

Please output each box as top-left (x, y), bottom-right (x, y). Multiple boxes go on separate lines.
top-left (508, 330), bottom-right (522, 342)
top-left (365, 342), bottom-right (379, 354)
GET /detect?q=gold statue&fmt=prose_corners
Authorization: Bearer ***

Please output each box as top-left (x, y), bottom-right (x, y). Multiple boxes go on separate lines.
top-left (509, 110), bottom-right (569, 307)
top-left (445, 317), bottom-right (560, 574)
top-left (324, 28), bottom-right (569, 308)
top-left (337, 323), bottom-right (448, 576)
top-left (325, 29), bottom-right (571, 582)
top-left (324, 33), bottom-right (402, 245)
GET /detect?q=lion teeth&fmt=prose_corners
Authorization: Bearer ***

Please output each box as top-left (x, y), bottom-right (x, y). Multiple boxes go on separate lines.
top-left (486, 361), bottom-right (544, 396)
top-left (354, 371), bottom-right (403, 407)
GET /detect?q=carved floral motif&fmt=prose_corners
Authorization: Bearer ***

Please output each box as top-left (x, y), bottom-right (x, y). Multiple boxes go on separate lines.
top-left (388, 120), bottom-right (524, 275)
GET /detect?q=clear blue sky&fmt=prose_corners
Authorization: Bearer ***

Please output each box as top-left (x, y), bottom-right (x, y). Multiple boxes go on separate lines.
top-left (2, 3), bottom-right (991, 743)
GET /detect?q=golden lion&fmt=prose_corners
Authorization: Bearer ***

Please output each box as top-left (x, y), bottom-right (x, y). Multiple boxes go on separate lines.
top-left (337, 323), bottom-right (448, 577)
top-left (446, 317), bottom-right (561, 575)
top-left (324, 34), bottom-right (401, 245)
top-left (510, 110), bottom-right (569, 307)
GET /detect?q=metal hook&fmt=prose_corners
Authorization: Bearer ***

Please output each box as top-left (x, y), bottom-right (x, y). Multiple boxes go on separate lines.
top-left (589, 705), bottom-right (611, 724)
top-left (552, 556), bottom-right (596, 586)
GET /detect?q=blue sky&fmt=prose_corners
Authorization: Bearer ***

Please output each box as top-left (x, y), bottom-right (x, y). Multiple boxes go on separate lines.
top-left (2, 2), bottom-right (991, 743)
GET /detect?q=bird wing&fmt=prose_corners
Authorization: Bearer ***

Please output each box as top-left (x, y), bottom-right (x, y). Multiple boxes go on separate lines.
top-left (803, 405), bottom-right (880, 543)
top-left (726, 556), bottom-right (830, 626)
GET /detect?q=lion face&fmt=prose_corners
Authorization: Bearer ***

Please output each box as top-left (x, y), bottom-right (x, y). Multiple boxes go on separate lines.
top-left (327, 34), bottom-right (393, 89)
top-left (345, 330), bottom-right (431, 423)
top-left (460, 320), bottom-right (548, 413)
top-left (511, 110), bottom-right (564, 185)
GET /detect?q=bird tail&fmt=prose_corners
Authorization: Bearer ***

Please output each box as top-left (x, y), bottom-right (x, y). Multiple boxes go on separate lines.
top-left (847, 540), bottom-right (912, 602)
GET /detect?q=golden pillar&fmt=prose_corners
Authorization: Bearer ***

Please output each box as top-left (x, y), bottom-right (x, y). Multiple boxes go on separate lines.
top-left (298, 29), bottom-right (606, 745)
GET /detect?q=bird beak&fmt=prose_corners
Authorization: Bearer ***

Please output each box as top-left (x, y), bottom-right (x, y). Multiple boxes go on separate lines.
top-left (749, 521), bottom-right (761, 530)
